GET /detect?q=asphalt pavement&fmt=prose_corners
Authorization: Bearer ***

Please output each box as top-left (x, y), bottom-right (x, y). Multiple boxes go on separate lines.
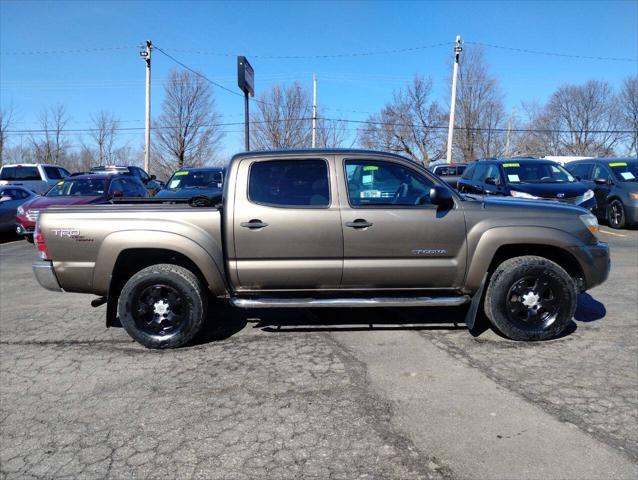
top-left (0, 228), bottom-right (636, 479)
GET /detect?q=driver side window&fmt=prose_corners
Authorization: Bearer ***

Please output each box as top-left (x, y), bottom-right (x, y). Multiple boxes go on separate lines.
top-left (345, 160), bottom-right (434, 207)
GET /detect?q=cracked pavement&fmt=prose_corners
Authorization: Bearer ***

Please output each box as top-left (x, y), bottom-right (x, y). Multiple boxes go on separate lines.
top-left (1, 228), bottom-right (637, 478)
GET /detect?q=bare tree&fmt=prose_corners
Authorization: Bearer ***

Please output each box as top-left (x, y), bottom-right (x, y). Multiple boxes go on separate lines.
top-left (359, 76), bottom-right (445, 166)
top-left (620, 76), bottom-right (638, 156)
top-left (454, 47), bottom-right (506, 161)
top-left (251, 82), bottom-right (312, 149)
top-left (86, 111), bottom-right (120, 166)
top-left (30, 104), bottom-right (71, 166)
top-left (155, 69), bottom-right (224, 177)
top-left (521, 80), bottom-right (622, 157)
top-left (316, 116), bottom-right (347, 148)
top-left (0, 104), bottom-right (14, 167)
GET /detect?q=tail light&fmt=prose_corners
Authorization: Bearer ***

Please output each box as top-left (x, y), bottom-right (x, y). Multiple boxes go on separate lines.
top-left (34, 222), bottom-right (50, 260)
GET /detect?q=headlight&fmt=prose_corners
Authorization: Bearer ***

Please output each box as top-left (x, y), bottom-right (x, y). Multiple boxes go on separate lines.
top-left (579, 213), bottom-right (599, 236)
top-left (630, 192), bottom-right (638, 200)
top-left (17, 206), bottom-right (25, 216)
top-left (582, 189), bottom-right (594, 201)
top-left (510, 190), bottom-right (539, 199)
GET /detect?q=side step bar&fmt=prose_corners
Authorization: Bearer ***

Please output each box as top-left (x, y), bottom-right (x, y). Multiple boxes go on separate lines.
top-left (231, 295), bottom-right (470, 309)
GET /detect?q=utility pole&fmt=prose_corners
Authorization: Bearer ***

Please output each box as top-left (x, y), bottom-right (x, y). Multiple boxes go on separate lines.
top-left (446, 35), bottom-right (462, 164)
top-left (140, 40), bottom-right (152, 173)
top-left (312, 73), bottom-right (317, 148)
top-left (505, 107), bottom-right (516, 157)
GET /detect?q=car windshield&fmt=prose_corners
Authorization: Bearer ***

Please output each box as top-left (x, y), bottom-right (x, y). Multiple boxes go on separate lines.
top-left (501, 162), bottom-right (575, 184)
top-left (46, 179), bottom-right (107, 197)
top-left (166, 170), bottom-right (223, 190)
top-left (609, 162), bottom-right (638, 182)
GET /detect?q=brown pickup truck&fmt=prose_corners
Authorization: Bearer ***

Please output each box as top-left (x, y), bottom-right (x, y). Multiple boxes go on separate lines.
top-left (32, 149), bottom-right (610, 348)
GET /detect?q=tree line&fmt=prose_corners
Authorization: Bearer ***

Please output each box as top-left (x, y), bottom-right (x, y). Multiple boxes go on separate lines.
top-left (1, 45), bottom-right (636, 178)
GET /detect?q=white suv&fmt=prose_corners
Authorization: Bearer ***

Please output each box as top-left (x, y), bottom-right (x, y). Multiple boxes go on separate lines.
top-left (0, 164), bottom-right (71, 195)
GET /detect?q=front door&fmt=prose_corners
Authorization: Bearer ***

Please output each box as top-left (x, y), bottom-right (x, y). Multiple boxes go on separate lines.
top-left (337, 157), bottom-right (467, 290)
top-left (232, 156), bottom-right (343, 290)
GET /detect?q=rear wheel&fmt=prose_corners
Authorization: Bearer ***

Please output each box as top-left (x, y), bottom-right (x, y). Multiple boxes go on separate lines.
top-left (484, 256), bottom-right (576, 341)
top-left (118, 264), bottom-right (207, 349)
top-left (607, 199), bottom-right (626, 229)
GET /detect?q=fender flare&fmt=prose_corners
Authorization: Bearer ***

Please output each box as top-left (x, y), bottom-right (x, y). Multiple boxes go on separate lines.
top-left (464, 226), bottom-right (582, 291)
top-left (92, 230), bottom-right (227, 296)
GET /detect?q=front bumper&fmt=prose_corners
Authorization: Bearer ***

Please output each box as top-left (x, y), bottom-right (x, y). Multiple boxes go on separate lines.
top-left (578, 196), bottom-right (597, 212)
top-left (567, 241), bottom-right (610, 291)
top-left (32, 261), bottom-right (63, 292)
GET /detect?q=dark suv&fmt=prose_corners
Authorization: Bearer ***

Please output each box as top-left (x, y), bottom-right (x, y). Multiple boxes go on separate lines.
top-left (457, 158), bottom-right (596, 210)
top-left (90, 165), bottom-right (164, 196)
top-left (565, 158), bottom-right (638, 229)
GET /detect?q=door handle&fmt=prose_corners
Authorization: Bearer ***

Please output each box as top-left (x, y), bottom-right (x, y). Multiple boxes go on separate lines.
top-left (240, 219), bottom-right (269, 229)
top-left (346, 219), bottom-right (373, 229)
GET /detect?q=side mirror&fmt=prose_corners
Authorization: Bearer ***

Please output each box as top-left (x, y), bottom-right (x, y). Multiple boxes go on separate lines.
top-left (485, 177), bottom-right (499, 186)
top-left (594, 178), bottom-right (607, 185)
top-left (111, 190), bottom-right (123, 198)
top-left (0, 195), bottom-right (12, 203)
top-left (150, 174), bottom-right (156, 180)
top-left (429, 186), bottom-right (454, 208)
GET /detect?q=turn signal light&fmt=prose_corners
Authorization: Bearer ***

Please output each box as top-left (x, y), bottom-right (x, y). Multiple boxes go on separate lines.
top-left (33, 222), bottom-right (50, 260)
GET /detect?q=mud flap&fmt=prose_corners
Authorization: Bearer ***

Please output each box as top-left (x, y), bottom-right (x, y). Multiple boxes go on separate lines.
top-left (105, 295), bottom-right (121, 328)
top-left (464, 273), bottom-right (488, 336)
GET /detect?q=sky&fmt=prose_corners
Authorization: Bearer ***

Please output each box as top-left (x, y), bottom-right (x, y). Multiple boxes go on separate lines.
top-left (1, 0), bottom-right (637, 157)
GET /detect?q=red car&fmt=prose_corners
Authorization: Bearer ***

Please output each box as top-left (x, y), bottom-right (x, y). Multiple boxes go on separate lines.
top-left (16, 173), bottom-right (148, 241)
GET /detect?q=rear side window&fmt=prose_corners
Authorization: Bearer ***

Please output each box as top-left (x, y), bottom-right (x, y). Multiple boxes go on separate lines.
top-left (0, 166), bottom-right (42, 181)
top-left (249, 159), bottom-right (329, 207)
top-left (44, 166), bottom-right (65, 180)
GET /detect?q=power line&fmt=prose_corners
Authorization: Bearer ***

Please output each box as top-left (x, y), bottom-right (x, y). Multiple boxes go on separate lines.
top-left (465, 41), bottom-right (637, 63)
top-left (0, 46), bottom-right (135, 56)
top-left (6, 116), bottom-right (634, 136)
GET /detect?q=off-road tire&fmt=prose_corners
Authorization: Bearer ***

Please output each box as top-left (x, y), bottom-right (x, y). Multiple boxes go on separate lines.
top-left (607, 199), bottom-right (626, 229)
top-left (484, 255), bottom-right (576, 341)
top-left (118, 264), bottom-right (207, 349)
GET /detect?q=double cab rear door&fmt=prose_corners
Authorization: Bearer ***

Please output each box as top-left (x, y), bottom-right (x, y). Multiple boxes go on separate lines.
top-left (228, 154), bottom-right (467, 292)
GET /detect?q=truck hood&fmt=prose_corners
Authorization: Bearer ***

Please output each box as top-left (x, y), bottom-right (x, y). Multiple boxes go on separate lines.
top-left (478, 195), bottom-right (588, 215)
top-left (23, 195), bottom-right (106, 211)
top-left (506, 181), bottom-right (588, 199)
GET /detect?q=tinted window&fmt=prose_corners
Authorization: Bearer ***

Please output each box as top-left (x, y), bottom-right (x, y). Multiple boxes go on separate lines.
top-left (166, 169), bottom-right (224, 190)
top-left (249, 159), bottom-right (329, 207)
top-left (46, 179), bottom-right (107, 197)
top-left (568, 163), bottom-right (592, 180)
top-left (461, 163), bottom-right (476, 179)
top-left (473, 163), bottom-right (489, 182)
top-left (0, 166), bottom-right (41, 181)
top-left (501, 162), bottom-right (575, 184)
top-left (345, 160), bottom-right (434, 207)
top-left (44, 166), bottom-right (65, 180)
top-left (608, 161), bottom-right (638, 182)
top-left (591, 164), bottom-right (611, 182)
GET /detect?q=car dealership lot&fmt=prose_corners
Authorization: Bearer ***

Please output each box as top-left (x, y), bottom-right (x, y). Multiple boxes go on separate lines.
top-left (1, 230), bottom-right (637, 479)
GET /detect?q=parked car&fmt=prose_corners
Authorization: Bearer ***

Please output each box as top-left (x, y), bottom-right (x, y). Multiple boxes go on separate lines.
top-left (429, 163), bottom-right (467, 189)
top-left (16, 173), bottom-right (148, 240)
top-left (0, 164), bottom-right (70, 195)
top-left (31, 149), bottom-right (608, 349)
top-left (457, 158), bottom-right (596, 210)
top-left (0, 186), bottom-right (38, 233)
top-left (155, 167), bottom-right (224, 201)
top-left (90, 165), bottom-right (164, 195)
top-left (566, 158), bottom-right (638, 229)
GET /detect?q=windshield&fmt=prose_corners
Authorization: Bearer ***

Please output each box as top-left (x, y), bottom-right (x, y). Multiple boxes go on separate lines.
top-left (609, 162), bottom-right (638, 182)
top-left (502, 162), bottom-right (575, 184)
top-left (46, 179), bottom-right (107, 197)
top-left (166, 169), bottom-right (223, 190)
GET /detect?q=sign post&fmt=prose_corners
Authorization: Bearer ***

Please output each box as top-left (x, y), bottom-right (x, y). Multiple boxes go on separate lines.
top-left (237, 56), bottom-right (255, 151)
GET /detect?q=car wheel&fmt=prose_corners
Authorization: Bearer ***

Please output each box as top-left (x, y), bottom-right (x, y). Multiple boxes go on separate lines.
top-left (484, 255), bottom-right (576, 341)
top-left (607, 199), bottom-right (626, 229)
top-left (118, 264), bottom-right (207, 349)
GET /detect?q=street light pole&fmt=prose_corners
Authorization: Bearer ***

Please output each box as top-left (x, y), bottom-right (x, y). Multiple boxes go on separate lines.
top-left (446, 35), bottom-right (462, 164)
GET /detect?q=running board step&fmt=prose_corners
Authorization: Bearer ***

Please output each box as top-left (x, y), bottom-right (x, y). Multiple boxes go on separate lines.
top-left (231, 295), bottom-right (470, 309)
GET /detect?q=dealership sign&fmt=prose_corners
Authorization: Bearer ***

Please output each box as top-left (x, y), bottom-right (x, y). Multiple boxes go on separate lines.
top-left (237, 56), bottom-right (254, 97)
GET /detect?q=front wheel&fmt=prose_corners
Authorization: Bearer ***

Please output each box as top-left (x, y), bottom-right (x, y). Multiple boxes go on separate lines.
top-left (607, 199), bottom-right (626, 229)
top-left (118, 264), bottom-right (207, 349)
top-left (484, 256), bottom-right (576, 341)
